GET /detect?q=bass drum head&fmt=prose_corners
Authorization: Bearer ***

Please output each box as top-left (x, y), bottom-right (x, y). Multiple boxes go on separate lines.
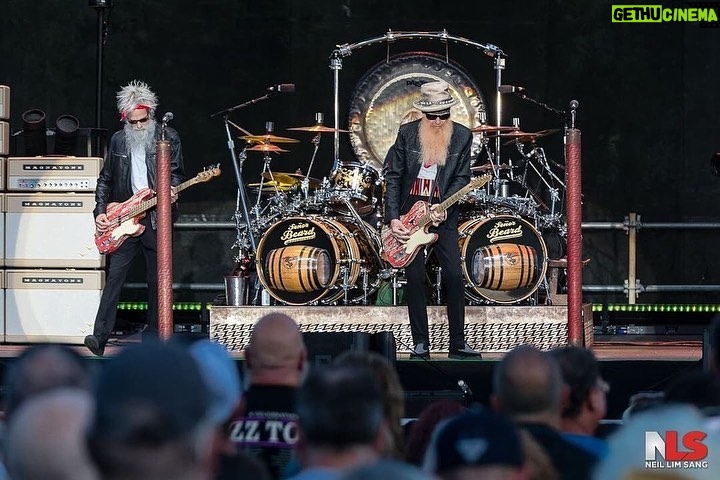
top-left (459, 215), bottom-right (548, 304)
top-left (256, 216), bottom-right (348, 305)
top-left (348, 52), bottom-right (487, 172)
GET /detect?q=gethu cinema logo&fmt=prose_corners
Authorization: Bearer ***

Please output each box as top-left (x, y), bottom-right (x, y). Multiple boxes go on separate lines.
top-left (612, 5), bottom-right (719, 22)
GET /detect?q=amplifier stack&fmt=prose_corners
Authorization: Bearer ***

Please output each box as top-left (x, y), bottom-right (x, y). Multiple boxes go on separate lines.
top-left (2, 133), bottom-right (105, 342)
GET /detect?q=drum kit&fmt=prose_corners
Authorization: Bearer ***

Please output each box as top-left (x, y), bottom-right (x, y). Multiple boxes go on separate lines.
top-left (222, 30), bottom-right (572, 307)
top-left (229, 114), bottom-right (567, 307)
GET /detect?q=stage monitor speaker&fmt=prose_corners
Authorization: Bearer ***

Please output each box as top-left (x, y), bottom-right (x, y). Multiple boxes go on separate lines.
top-left (303, 331), bottom-right (371, 367)
top-left (404, 390), bottom-right (466, 419)
top-left (5, 269), bottom-right (104, 344)
top-left (302, 331), bottom-right (397, 368)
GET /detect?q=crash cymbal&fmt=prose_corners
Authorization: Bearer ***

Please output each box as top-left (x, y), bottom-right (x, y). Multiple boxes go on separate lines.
top-left (240, 134), bottom-right (299, 144)
top-left (470, 124), bottom-right (518, 134)
top-left (247, 185), bottom-right (293, 195)
top-left (246, 143), bottom-right (290, 153)
top-left (471, 163), bottom-right (517, 173)
top-left (287, 124), bottom-right (350, 133)
top-left (288, 173), bottom-right (321, 189)
top-left (501, 128), bottom-right (561, 145)
top-left (262, 172), bottom-right (300, 186)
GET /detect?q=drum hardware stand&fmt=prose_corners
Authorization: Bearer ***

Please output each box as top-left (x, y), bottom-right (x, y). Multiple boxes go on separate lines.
top-left (391, 270), bottom-right (406, 306)
top-left (340, 197), bottom-right (388, 270)
top-left (432, 265), bottom-right (443, 305)
top-left (301, 115), bottom-right (324, 200)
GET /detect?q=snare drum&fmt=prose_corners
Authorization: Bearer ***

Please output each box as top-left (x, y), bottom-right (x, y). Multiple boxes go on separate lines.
top-left (329, 162), bottom-right (379, 215)
top-left (256, 216), bottom-right (381, 305)
top-left (459, 215), bottom-right (547, 304)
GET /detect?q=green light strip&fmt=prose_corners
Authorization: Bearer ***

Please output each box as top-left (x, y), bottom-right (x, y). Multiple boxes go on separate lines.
top-left (591, 304), bottom-right (720, 313)
top-left (117, 302), bottom-right (205, 311)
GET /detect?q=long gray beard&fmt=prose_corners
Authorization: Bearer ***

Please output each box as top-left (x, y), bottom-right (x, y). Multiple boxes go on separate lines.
top-left (123, 119), bottom-right (157, 154)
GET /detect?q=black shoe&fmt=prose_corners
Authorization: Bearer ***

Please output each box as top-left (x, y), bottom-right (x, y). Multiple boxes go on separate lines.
top-left (448, 343), bottom-right (482, 360)
top-left (410, 343), bottom-right (430, 359)
top-left (84, 335), bottom-right (105, 357)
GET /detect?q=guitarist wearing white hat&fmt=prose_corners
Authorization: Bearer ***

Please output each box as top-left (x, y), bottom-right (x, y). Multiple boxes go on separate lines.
top-left (383, 80), bottom-right (481, 360)
top-left (84, 80), bottom-right (185, 356)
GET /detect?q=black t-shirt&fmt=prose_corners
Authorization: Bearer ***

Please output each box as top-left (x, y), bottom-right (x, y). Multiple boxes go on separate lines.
top-left (229, 385), bottom-right (299, 480)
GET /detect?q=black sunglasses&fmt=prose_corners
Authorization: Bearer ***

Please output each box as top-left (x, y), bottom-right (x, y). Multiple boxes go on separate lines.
top-left (425, 112), bottom-right (450, 120)
top-left (128, 116), bottom-right (150, 125)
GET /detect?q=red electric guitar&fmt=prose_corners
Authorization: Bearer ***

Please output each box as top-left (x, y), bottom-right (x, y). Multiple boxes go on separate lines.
top-left (94, 164), bottom-right (220, 254)
top-left (381, 174), bottom-right (491, 268)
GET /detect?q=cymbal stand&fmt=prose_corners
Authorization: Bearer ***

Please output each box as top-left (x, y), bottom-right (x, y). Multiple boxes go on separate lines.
top-left (302, 113), bottom-right (324, 200)
top-left (514, 142), bottom-right (563, 217)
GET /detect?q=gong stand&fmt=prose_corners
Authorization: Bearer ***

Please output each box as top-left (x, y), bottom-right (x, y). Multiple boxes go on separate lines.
top-left (329, 29), bottom-right (506, 170)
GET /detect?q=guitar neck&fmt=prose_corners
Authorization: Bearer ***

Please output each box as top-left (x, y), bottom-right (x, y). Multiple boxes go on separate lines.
top-left (415, 175), bottom-right (490, 229)
top-left (123, 177), bottom-right (198, 222)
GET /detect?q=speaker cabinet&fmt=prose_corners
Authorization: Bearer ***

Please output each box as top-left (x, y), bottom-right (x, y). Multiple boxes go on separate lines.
top-left (5, 193), bottom-right (103, 268)
top-left (5, 269), bottom-right (104, 344)
top-left (0, 121), bottom-right (8, 155)
top-left (0, 86), bottom-right (9, 120)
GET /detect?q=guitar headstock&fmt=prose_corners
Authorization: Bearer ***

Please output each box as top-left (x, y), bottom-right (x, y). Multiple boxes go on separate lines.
top-left (196, 164), bottom-right (221, 182)
top-left (472, 173), bottom-right (492, 189)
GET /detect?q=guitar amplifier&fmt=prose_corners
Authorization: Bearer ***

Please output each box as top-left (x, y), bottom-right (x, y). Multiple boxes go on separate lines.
top-left (5, 193), bottom-right (104, 268)
top-left (6, 156), bottom-right (103, 191)
top-left (5, 269), bottom-right (104, 344)
top-left (0, 121), bottom-right (8, 155)
top-left (0, 85), bottom-right (8, 120)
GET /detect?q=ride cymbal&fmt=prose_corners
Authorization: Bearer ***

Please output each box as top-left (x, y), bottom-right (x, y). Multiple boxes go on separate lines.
top-left (247, 180), bottom-right (295, 189)
top-left (470, 124), bottom-right (518, 134)
top-left (240, 134), bottom-right (299, 144)
top-left (246, 143), bottom-right (289, 153)
top-left (287, 124), bottom-right (350, 133)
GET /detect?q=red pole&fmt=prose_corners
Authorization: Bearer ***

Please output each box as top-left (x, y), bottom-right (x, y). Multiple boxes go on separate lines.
top-left (565, 128), bottom-right (583, 345)
top-left (156, 139), bottom-right (173, 340)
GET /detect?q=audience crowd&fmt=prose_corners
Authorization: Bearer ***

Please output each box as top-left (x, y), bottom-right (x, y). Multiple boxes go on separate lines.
top-left (1, 313), bottom-right (720, 479)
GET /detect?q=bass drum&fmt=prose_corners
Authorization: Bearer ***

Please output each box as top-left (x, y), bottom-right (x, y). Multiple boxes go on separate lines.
top-left (459, 215), bottom-right (548, 304)
top-left (256, 216), bottom-right (381, 305)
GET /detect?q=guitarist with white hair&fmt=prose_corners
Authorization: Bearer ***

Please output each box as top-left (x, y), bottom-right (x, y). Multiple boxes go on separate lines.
top-left (383, 80), bottom-right (481, 360)
top-left (84, 80), bottom-right (185, 356)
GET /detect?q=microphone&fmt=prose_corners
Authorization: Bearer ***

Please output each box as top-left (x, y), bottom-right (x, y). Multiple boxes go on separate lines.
top-left (458, 379), bottom-right (473, 396)
top-left (268, 83), bottom-right (295, 93)
top-left (498, 85), bottom-right (526, 94)
top-left (161, 112), bottom-right (174, 123)
top-left (570, 99), bottom-right (579, 110)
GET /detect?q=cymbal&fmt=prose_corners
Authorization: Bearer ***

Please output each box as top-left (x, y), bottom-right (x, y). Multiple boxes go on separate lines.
top-left (246, 143), bottom-right (289, 153)
top-left (262, 172), bottom-right (300, 185)
top-left (286, 173), bottom-right (320, 189)
top-left (247, 180), bottom-right (294, 189)
top-left (287, 124), bottom-right (350, 133)
top-left (501, 128), bottom-right (561, 145)
top-left (247, 185), bottom-right (293, 195)
top-left (471, 124), bottom-right (518, 134)
top-left (240, 134), bottom-right (299, 144)
top-left (471, 163), bottom-right (517, 173)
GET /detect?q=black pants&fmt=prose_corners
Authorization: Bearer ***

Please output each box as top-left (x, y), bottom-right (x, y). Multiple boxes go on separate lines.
top-left (93, 215), bottom-right (158, 344)
top-left (405, 223), bottom-right (465, 350)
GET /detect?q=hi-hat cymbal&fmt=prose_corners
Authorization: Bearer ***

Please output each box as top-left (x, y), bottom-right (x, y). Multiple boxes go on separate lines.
top-left (501, 128), bottom-right (561, 145)
top-left (246, 143), bottom-right (290, 153)
top-left (287, 124), bottom-right (350, 133)
top-left (471, 124), bottom-right (518, 134)
top-left (240, 134), bottom-right (299, 144)
top-left (247, 185), bottom-right (293, 195)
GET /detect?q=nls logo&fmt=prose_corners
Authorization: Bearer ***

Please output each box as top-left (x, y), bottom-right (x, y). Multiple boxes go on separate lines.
top-left (645, 430), bottom-right (709, 469)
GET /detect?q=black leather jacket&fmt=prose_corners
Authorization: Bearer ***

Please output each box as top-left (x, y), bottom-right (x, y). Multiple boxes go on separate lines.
top-left (383, 119), bottom-right (472, 230)
top-left (94, 124), bottom-right (185, 227)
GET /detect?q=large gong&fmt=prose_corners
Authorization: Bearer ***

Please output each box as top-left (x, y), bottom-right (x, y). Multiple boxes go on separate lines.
top-left (348, 52), bottom-right (487, 172)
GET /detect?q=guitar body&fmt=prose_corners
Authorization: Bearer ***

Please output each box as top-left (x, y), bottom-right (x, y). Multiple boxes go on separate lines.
top-left (381, 201), bottom-right (439, 268)
top-left (94, 188), bottom-right (155, 254)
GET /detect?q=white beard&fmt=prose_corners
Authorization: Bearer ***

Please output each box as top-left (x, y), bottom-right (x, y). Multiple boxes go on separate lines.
top-left (123, 119), bottom-right (157, 154)
top-left (419, 118), bottom-right (453, 166)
